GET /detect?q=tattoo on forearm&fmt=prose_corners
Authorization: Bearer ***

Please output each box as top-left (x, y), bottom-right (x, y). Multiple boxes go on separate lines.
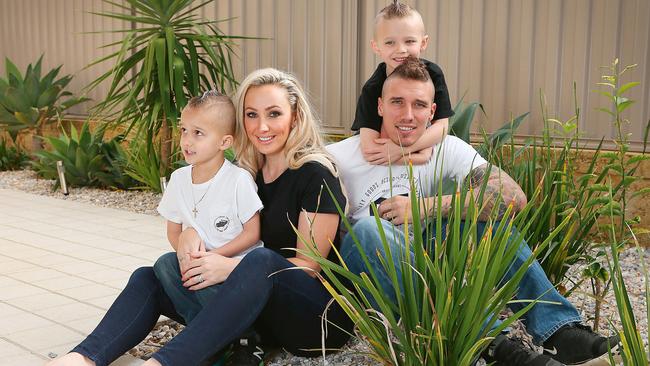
top-left (469, 164), bottom-right (526, 220)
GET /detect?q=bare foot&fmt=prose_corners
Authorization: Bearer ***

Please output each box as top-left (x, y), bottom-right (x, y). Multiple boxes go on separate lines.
top-left (142, 358), bottom-right (162, 366)
top-left (45, 352), bottom-right (95, 366)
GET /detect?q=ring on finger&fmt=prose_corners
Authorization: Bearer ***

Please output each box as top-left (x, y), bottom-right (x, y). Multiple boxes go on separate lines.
top-left (197, 274), bottom-right (204, 283)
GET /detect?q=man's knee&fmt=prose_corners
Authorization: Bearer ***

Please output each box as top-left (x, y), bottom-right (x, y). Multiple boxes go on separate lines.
top-left (342, 218), bottom-right (379, 256)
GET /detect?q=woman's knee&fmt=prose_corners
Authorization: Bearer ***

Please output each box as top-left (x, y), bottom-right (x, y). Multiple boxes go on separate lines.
top-left (239, 247), bottom-right (278, 269)
top-left (129, 266), bottom-right (158, 287)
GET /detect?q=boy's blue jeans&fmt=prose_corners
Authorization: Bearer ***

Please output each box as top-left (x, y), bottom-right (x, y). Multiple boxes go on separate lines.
top-left (153, 253), bottom-right (221, 324)
top-left (340, 217), bottom-right (582, 344)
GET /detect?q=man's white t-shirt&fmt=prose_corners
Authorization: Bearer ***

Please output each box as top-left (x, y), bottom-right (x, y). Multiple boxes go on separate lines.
top-left (157, 160), bottom-right (263, 257)
top-left (326, 135), bottom-right (487, 224)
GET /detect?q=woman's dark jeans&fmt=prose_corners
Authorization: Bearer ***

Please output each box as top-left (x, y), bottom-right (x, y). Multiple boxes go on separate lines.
top-left (72, 248), bottom-right (352, 366)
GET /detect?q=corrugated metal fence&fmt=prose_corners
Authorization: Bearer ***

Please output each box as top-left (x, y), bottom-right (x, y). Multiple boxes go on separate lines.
top-left (1, 0), bottom-right (649, 149)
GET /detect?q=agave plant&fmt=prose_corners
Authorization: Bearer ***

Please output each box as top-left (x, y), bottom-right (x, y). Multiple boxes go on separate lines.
top-left (88, 0), bottom-right (252, 177)
top-left (0, 138), bottom-right (29, 171)
top-left (32, 122), bottom-right (134, 190)
top-left (0, 55), bottom-right (88, 151)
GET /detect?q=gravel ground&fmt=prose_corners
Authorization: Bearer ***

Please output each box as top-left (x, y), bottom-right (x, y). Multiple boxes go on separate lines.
top-left (1, 169), bottom-right (647, 365)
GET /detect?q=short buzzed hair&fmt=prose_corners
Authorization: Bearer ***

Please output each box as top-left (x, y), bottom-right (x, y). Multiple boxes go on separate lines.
top-left (383, 56), bottom-right (434, 99)
top-left (184, 90), bottom-right (236, 135)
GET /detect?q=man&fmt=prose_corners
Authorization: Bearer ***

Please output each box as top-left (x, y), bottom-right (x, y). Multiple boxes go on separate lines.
top-left (327, 56), bottom-right (620, 366)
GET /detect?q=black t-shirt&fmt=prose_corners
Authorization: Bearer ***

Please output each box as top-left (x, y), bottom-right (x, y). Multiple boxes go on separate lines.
top-left (352, 58), bottom-right (454, 132)
top-left (256, 161), bottom-right (346, 263)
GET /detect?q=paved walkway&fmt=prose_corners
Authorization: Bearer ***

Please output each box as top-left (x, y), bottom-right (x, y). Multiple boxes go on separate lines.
top-left (0, 188), bottom-right (170, 366)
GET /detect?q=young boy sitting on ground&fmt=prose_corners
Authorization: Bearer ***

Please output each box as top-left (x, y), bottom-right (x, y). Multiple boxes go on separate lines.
top-left (154, 90), bottom-right (265, 365)
top-left (354, 1), bottom-right (454, 165)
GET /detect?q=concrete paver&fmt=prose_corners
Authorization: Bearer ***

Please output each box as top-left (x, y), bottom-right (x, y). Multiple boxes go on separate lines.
top-left (0, 188), bottom-right (164, 365)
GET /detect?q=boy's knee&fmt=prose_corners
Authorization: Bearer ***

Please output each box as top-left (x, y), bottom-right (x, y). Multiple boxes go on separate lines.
top-left (153, 252), bottom-right (180, 278)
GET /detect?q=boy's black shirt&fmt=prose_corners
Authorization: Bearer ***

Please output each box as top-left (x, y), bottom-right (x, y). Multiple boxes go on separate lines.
top-left (352, 58), bottom-right (454, 132)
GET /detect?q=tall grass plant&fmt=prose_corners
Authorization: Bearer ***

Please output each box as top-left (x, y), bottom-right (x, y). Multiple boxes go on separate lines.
top-left (300, 163), bottom-right (571, 365)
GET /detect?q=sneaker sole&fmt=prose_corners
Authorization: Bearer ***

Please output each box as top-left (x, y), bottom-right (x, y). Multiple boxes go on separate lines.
top-left (564, 344), bottom-right (623, 366)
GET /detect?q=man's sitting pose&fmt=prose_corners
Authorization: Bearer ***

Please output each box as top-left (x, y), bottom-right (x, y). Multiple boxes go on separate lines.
top-left (327, 56), bottom-right (620, 366)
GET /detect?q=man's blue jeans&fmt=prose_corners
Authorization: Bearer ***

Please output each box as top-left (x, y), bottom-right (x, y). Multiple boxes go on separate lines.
top-left (340, 217), bottom-right (582, 344)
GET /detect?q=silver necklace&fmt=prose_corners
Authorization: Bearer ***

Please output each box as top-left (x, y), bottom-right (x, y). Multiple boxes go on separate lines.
top-left (190, 172), bottom-right (215, 218)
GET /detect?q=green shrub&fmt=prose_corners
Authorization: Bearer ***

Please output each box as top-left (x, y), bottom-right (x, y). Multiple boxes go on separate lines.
top-left (123, 138), bottom-right (168, 193)
top-left (488, 88), bottom-right (609, 290)
top-left (490, 60), bottom-right (649, 331)
top-left (32, 122), bottom-right (134, 189)
top-left (0, 55), bottom-right (88, 151)
top-left (0, 138), bottom-right (29, 171)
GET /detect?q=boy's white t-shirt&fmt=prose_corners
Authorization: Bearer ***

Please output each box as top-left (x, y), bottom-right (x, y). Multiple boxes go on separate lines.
top-left (157, 160), bottom-right (263, 257)
top-left (326, 135), bottom-right (487, 224)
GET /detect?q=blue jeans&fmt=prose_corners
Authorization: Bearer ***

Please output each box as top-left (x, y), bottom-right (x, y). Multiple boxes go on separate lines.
top-left (72, 248), bottom-right (352, 366)
top-left (153, 253), bottom-right (221, 324)
top-left (341, 217), bottom-right (582, 344)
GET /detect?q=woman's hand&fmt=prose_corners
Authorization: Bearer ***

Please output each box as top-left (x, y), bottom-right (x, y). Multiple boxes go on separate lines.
top-left (181, 251), bottom-right (240, 290)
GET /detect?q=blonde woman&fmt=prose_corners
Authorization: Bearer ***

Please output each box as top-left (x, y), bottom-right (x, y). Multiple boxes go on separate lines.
top-left (48, 69), bottom-right (351, 366)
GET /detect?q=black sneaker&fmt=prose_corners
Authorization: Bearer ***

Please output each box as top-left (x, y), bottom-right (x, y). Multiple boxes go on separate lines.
top-left (483, 334), bottom-right (565, 366)
top-left (224, 334), bottom-right (264, 366)
top-left (542, 323), bottom-right (622, 365)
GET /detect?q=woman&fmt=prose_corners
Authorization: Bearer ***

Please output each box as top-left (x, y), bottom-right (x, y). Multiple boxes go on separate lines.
top-left (47, 68), bottom-right (352, 366)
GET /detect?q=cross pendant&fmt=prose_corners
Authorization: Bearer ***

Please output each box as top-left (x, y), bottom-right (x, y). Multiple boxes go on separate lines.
top-left (192, 207), bottom-right (198, 218)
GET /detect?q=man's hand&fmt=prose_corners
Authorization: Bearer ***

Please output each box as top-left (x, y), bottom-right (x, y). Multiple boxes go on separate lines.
top-left (177, 227), bottom-right (205, 275)
top-left (378, 195), bottom-right (416, 225)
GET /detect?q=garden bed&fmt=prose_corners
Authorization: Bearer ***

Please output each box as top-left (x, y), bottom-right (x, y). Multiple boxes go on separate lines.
top-left (0, 169), bottom-right (647, 364)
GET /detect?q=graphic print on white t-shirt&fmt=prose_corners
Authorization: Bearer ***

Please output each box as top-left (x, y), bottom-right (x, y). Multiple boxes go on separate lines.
top-left (157, 160), bottom-right (264, 257)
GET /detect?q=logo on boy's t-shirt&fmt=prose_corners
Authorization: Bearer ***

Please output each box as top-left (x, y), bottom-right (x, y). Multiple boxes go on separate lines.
top-left (214, 216), bottom-right (230, 232)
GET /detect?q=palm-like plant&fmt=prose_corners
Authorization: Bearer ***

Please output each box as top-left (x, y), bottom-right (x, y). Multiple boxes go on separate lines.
top-left (0, 55), bottom-right (88, 151)
top-left (88, 0), bottom-right (250, 176)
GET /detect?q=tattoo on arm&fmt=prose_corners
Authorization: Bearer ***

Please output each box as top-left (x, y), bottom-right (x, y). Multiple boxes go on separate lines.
top-left (469, 164), bottom-right (527, 220)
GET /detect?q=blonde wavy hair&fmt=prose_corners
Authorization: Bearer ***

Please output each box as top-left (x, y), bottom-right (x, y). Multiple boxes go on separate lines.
top-left (233, 68), bottom-right (338, 178)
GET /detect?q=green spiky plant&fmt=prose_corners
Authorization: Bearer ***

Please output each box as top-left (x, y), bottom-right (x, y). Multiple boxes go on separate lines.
top-left (0, 55), bottom-right (88, 152)
top-left (87, 0), bottom-right (254, 186)
top-left (298, 161), bottom-right (571, 365)
top-left (605, 206), bottom-right (649, 365)
top-left (32, 122), bottom-right (134, 189)
top-left (487, 87), bottom-right (611, 292)
top-left (487, 60), bottom-right (649, 332)
top-left (0, 138), bottom-right (29, 171)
